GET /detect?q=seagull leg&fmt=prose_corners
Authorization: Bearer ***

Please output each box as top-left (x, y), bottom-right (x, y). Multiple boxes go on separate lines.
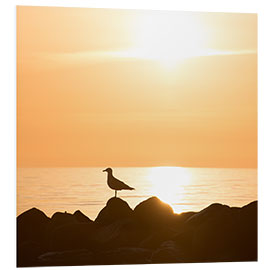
top-left (115, 190), bottom-right (117, 197)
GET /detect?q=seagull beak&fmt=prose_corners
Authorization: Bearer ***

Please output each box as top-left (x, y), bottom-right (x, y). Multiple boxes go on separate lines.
top-left (102, 169), bottom-right (106, 172)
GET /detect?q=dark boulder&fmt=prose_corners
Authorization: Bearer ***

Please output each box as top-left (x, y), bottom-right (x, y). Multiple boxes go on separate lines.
top-left (16, 199), bottom-right (258, 266)
top-left (133, 197), bottom-right (174, 229)
top-left (172, 211), bottom-right (196, 232)
top-left (94, 218), bottom-right (149, 250)
top-left (97, 247), bottom-right (152, 264)
top-left (41, 211), bottom-right (81, 249)
top-left (38, 249), bottom-right (95, 266)
top-left (73, 210), bottom-right (92, 223)
top-left (191, 211), bottom-right (238, 261)
top-left (172, 227), bottom-right (195, 262)
top-left (139, 227), bottom-right (177, 249)
top-left (239, 201), bottom-right (257, 227)
top-left (185, 203), bottom-right (232, 228)
top-left (50, 211), bottom-right (77, 228)
top-left (174, 203), bottom-right (238, 262)
top-left (232, 200), bottom-right (257, 261)
top-left (95, 197), bottom-right (133, 226)
top-left (185, 201), bottom-right (257, 262)
top-left (150, 240), bottom-right (183, 263)
top-left (50, 222), bottom-right (98, 251)
top-left (17, 207), bottom-right (50, 244)
top-left (17, 208), bottom-right (51, 266)
top-left (17, 241), bottom-right (46, 267)
top-left (44, 211), bottom-right (93, 249)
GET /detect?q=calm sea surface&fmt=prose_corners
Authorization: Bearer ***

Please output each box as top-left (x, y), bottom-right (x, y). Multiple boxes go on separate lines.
top-left (17, 167), bottom-right (257, 220)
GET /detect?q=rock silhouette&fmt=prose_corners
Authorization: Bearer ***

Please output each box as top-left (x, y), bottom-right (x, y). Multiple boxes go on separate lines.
top-left (17, 207), bottom-right (50, 244)
top-left (17, 197), bottom-right (257, 267)
top-left (17, 207), bottom-right (50, 266)
top-left (50, 222), bottom-right (97, 251)
top-left (133, 196), bottom-right (175, 229)
top-left (95, 197), bottom-right (133, 226)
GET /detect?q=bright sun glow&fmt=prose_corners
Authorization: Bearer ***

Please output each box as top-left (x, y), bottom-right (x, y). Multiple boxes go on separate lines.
top-left (130, 12), bottom-right (210, 69)
top-left (147, 166), bottom-right (192, 212)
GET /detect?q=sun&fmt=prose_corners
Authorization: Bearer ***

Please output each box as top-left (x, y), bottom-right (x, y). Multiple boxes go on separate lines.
top-left (130, 11), bottom-right (209, 69)
top-left (147, 166), bottom-right (192, 212)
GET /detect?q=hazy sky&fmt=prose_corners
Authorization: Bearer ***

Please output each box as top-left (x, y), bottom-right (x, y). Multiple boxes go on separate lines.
top-left (17, 6), bottom-right (257, 168)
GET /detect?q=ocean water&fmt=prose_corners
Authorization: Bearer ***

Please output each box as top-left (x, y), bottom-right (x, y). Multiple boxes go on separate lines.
top-left (17, 167), bottom-right (257, 220)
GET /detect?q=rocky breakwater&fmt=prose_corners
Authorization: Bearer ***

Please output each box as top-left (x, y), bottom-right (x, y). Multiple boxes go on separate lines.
top-left (17, 197), bottom-right (257, 267)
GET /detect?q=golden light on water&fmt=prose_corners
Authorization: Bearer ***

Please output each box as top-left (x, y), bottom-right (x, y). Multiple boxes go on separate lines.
top-left (147, 166), bottom-right (192, 212)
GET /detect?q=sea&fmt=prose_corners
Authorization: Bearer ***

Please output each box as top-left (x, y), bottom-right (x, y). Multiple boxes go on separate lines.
top-left (17, 167), bottom-right (257, 220)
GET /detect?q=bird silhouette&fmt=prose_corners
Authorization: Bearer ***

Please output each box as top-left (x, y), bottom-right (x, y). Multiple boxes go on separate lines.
top-left (102, 167), bottom-right (135, 197)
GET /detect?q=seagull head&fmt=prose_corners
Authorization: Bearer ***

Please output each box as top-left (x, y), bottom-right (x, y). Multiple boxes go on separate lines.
top-left (103, 167), bottom-right (113, 173)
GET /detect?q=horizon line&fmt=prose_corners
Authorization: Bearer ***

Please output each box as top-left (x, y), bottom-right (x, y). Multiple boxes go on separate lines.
top-left (17, 165), bottom-right (258, 169)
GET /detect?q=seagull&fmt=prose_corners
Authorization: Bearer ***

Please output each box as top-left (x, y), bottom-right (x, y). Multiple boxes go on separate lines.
top-left (102, 167), bottom-right (135, 197)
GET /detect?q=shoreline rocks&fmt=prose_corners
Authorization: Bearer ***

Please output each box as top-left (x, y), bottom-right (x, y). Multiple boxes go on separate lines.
top-left (17, 197), bottom-right (257, 267)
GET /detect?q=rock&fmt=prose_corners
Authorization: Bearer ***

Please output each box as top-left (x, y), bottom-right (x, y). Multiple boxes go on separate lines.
top-left (172, 227), bottom-right (195, 261)
top-left (17, 208), bottom-right (50, 244)
top-left (50, 211), bottom-right (77, 228)
top-left (97, 247), bottom-right (152, 264)
top-left (94, 218), bottom-right (149, 250)
top-left (172, 211), bottom-right (196, 231)
top-left (188, 201), bottom-right (257, 262)
top-left (95, 197), bottom-right (133, 226)
top-left (239, 201), bottom-right (257, 225)
top-left (185, 203), bottom-right (232, 228)
top-left (232, 201), bottom-right (257, 261)
top-left (17, 241), bottom-right (46, 267)
top-left (73, 210), bottom-right (92, 223)
top-left (17, 208), bottom-right (51, 266)
top-left (16, 199), bottom-right (258, 266)
top-left (173, 203), bottom-right (238, 262)
top-left (133, 197), bottom-right (174, 229)
top-left (50, 222), bottom-right (98, 251)
top-left (139, 227), bottom-right (177, 249)
top-left (40, 211), bottom-right (79, 249)
top-left (191, 211), bottom-right (238, 261)
top-left (44, 211), bottom-right (93, 250)
top-left (38, 249), bottom-right (95, 266)
top-left (150, 240), bottom-right (183, 263)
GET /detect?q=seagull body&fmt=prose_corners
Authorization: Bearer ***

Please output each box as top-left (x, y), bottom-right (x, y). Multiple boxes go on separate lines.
top-left (103, 168), bottom-right (135, 197)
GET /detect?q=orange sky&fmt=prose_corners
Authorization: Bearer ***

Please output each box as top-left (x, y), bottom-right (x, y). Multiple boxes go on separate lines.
top-left (17, 6), bottom-right (257, 168)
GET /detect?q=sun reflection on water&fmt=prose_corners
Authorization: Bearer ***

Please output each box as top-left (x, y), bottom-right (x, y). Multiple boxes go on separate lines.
top-left (147, 166), bottom-right (192, 213)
